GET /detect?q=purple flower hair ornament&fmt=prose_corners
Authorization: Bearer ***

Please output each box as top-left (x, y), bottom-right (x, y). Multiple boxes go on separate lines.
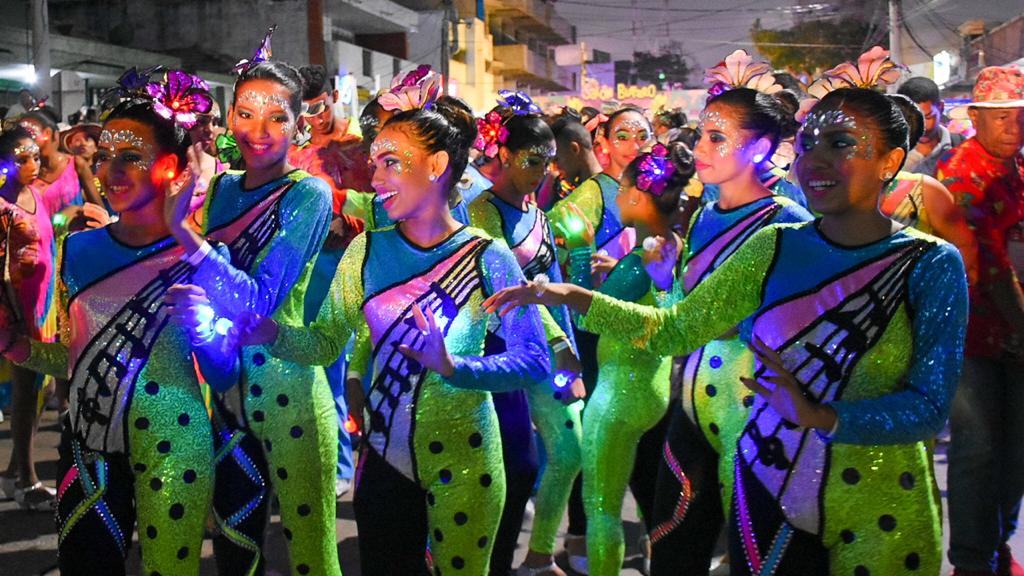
top-left (378, 65), bottom-right (442, 112)
top-left (497, 90), bottom-right (541, 116)
top-left (635, 143), bottom-right (675, 196)
top-left (145, 70), bottom-right (213, 129)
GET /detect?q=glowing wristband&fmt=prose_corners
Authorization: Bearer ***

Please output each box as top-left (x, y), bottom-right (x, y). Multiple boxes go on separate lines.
top-left (551, 339), bottom-right (571, 354)
top-left (182, 241), bottom-right (213, 267)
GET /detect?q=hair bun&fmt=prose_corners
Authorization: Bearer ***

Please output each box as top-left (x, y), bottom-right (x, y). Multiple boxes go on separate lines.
top-left (432, 95), bottom-right (478, 151)
top-left (668, 141), bottom-right (696, 180)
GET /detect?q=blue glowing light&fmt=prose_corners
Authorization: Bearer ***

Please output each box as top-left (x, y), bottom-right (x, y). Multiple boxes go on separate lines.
top-left (214, 317), bottom-right (234, 336)
top-left (553, 369), bottom-right (575, 389)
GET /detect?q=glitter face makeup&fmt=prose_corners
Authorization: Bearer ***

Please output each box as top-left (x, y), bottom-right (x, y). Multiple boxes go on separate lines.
top-left (13, 142), bottom-right (39, 157)
top-left (18, 121), bottom-right (42, 142)
top-left (799, 109), bottom-right (876, 161)
top-left (610, 118), bottom-right (652, 148)
top-left (236, 90), bottom-right (295, 134)
top-left (698, 110), bottom-right (746, 158)
top-left (370, 138), bottom-right (413, 174)
top-left (97, 129), bottom-right (155, 171)
top-left (515, 145), bottom-right (556, 170)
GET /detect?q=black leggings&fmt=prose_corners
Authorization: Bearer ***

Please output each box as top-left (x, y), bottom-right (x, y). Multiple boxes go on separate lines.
top-left (56, 423), bottom-right (136, 576)
top-left (486, 330), bottom-right (540, 576)
top-left (354, 448), bottom-right (432, 576)
top-left (650, 401), bottom-right (724, 575)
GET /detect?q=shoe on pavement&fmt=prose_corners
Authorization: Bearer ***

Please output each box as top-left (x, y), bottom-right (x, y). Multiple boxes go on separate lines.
top-left (14, 482), bottom-right (56, 512)
top-left (564, 535), bottom-right (588, 575)
top-left (516, 561), bottom-right (566, 576)
top-left (335, 477), bottom-right (352, 500)
top-left (0, 475), bottom-right (16, 500)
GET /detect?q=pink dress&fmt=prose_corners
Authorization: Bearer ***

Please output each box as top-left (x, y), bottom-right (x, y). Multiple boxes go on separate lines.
top-left (0, 185), bottom-right (59, 342)
top-left (34, 158), bottom-right (83, 211)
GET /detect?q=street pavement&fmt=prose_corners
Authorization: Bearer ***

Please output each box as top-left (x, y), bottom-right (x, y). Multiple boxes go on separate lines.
top-left (0, 408), bottom-right (1020, 575)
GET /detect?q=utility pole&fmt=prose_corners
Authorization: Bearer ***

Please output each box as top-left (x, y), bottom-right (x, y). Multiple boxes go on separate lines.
top-left (307, 0), bottom-right (326, 66)
top-left (888, 0), bottom-right (903, 67)
top-left (579, 40), bottom-right (587, 95)
top-left (31, 0), bottom-right (50, 100)
top-left (440, 0), bottom-right (453, 95)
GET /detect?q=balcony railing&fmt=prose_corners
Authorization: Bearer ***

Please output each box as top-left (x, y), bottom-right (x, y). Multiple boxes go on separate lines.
top-left (493, 43), bottom-right (571, 91)
top-left (488, 0), bottom-right (572, 44)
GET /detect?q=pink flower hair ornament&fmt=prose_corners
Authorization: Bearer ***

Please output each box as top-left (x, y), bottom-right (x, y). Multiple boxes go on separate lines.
top-left (233, 25), bottom-right (277, 75)
top-left (474, 111), bottom-right (509, 159)
top-left (634, 143), bottom-right (676, 196)
top-left (797, 46), bottom-right (906, 121)
top-left (378, 65), bottom-right (442, 112)
top-left (704, 50), bottom-right (783, 96)
top-left (145, 70), bottom-right (213, 129)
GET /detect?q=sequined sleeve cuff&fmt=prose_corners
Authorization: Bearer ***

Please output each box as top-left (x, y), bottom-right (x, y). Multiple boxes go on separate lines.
top-left (18, 340), bottom-right (70, 379)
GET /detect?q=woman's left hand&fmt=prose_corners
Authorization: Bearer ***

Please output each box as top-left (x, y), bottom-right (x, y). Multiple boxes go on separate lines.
top-left (397, 304), bottom-right (455, 378)
top-left (740, 335), bottom-right (837, 431)
top-left (163, 143), bottom-right (202, 237)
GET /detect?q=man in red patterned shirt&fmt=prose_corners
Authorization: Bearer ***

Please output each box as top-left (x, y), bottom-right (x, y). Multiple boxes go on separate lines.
top-left (940, 65), bottom-right (1024, 576)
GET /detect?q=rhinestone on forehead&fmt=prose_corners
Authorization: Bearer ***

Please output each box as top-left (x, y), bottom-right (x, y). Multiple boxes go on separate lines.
top-left (237, 90), bottom-right (292, 113)
top-left (18, 121), bottom-right (41, 140)
top-left (616, 119), bottom-right (649, 132)
top-left (698, 110), bottom-right (743, 157)
top-left (12, 142), bottom-right (39, 157)
top-left (516, 145), bottom-right (556, 170)
top-left (370, 138), bottom-right (399, 158)
top-left (100, 129), bottom-right (153, 153)
top-left (800, 109), bottom-right (874, 160)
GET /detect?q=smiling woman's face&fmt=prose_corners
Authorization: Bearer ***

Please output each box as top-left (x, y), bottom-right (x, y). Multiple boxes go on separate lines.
top-left (95, 118), bottom-right (163, 214)
top-left (794, 104), bottom-right (903, 215)
top-left (369, 122), bottom-right (448, 221)
top-left (229, 78), bottom-right (297, 171)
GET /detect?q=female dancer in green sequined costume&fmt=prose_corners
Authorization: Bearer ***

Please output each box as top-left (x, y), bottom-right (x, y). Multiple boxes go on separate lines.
top-left (468, 102), bottom-right (585, 575)
top-left (240, 93), bottom-right (551, 575)
top-left (556, 143), bottom-right (696, 576)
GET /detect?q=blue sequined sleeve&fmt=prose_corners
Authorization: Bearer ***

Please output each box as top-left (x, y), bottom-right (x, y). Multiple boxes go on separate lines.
top-left (190, 244), bottom-right (243, 393)
top-left (830, 242), bottom-right (968, 444)
top-left (445, 240), bottom-right (551, 391)
top-left (193, 175), bottom-right (332, 320)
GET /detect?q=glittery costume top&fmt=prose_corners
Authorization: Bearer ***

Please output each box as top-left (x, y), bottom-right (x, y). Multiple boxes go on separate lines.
top-left (468, 190), bottom-right (573, 347)
top-left (699, 168), bottom-right (808, 209)
top-left (0, 185), bottom-right (61, 341)
top-left (674, 196), bottom-right (813, 445)
top-left (343, 189), bottom-right (470, 231)
top-left (880, 172), bottom-right (932, 233)
top-left (581, 222), bottom-right (967, 550)
top-left (271, 226), bottom-right (550, 481)
top-left (35, 158), bottom-right (84, 209)
top-left (549, 172), bottom-right (636, 263)
top-left (937, 138), bottom-right (1024, 358)
top-left (192, 170), bottom-right (331, 337)
top-left (20, 229), bottom-right (223, 454)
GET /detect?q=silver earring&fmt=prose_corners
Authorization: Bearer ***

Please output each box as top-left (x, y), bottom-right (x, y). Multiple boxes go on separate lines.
top-left (428, 174), bottom-right (437, 182)
top-left (881, 172), bottom-right (893, 180)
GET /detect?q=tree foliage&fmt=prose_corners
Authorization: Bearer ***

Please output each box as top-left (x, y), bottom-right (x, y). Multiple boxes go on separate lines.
top-left (751, 18), bottom-right (880, 78)
top-left (631, 41), bottom-right (693, 87)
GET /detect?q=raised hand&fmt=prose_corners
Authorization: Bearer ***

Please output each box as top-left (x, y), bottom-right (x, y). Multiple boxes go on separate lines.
top-left (162, 143), bottom-right (202, 235)
top-left (164, 284), bottom-right (212, 335)
top-left (396, 304), bottom-right (455, 377)
top-left (642, 234), bottom-right (680, 291)
top-left (554, 202), bottom-right (595, 251)
top-left (739, 335), bottom-right (837, 431)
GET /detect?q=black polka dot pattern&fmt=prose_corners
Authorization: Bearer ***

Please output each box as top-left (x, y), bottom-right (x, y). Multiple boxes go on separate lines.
top-left (169, 503), bottom-right (185, 520)
top-left (708, 423), bottom-right (720, 435)
top-left (277, 468), bottom-right (288, 480)
top-left (427, 492), bottom-right (436, 506)
top-left (452, 556), bottom-right (465, 569)
top-left (290, 426), bottom-right (304, 438)
top-left (468, 433), bottom-right (483, 448)
top-left (564, 420), bottom-right (574, 429)
top-left (454, 512), bottom-right (468, 525)
top-left (252, 410), bottom-right (265, 422)
top-left (252, 353), bottom-right (266, 366)
top-left (134, 462), bottom-right (148, 473)
top-left (146, 525), bottom-right (158, 539)
top-left (264, 439), bottom-right (273, 452)
top-left (480, 474), bottom-right (492, 487)
top-left (434, 528), bottom-right (444, 542)
top-left (477, 536), bottom-right (488, 548)
top-left (250, 384), bottom-right (262, 397)
top-left (283, 527), bottom-right (293, 541)
top-left (440, 469), bottom-right (452, 484)
top-left (899, 472), bottom-right (915, 490)
top-left (144, 381), bottom-right (159, 395)
top-left (297, 504), bottom-right (311, 517)
top-left (150, 478), bottom-right (163, 491)
top-left (904, 553), bottom-right (920, 570)
top-left (429, 441), bottom-right (444, 454)
top-left (297, 564), bottom-right (310, 574)
top-left (177, 547), bottom-right (189, 560)
top-left (854, 566), bottom-right (869, 576)
top-left (183, 470), bottom-right (197, 484)
top-left (157, 440), bottom-right (171, 454)
top-left (878, 514), bottom-right (896, 531)
top-left (135, 417), bottom-right (150, 430)
top-left (840, 529), bottom-right (855, 544)
top-left (177, 413), bottom-right (190, 426)
top-left (277, 394), bottom-right (289, 407)
top-left (842, 467), bottom-right (860, 485)
top-left (705, 384), bottom-right (717, 397)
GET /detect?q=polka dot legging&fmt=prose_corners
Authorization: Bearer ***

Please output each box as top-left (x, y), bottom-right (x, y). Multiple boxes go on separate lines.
top-left (56, 381), bottom-right (213, 576)
top-left (239, 348), bottom-right (341, 576)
